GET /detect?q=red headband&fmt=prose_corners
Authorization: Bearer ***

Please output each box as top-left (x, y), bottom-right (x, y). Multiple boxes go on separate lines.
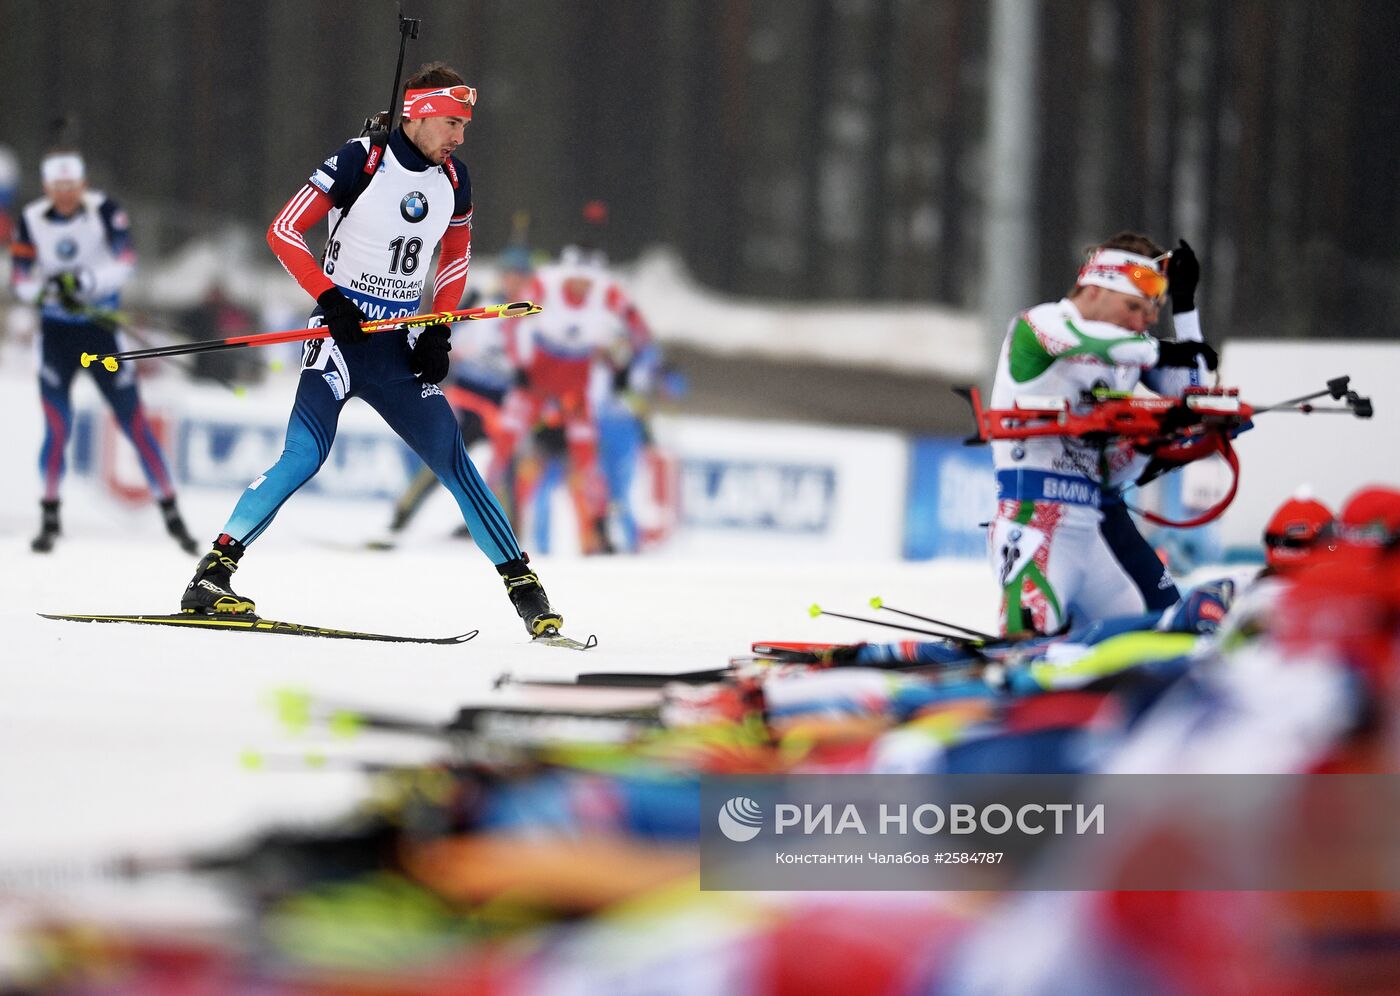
top-left (402, 85), bottom-right (476, 121)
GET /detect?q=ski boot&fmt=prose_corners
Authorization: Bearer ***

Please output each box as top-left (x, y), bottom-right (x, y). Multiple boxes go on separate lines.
top-left (30, 500), bottom-right (60, 553)
top-left (181, 534), bottom-right (256, 614)
top-left (497, 555), bottom-right (563, 637)
top-left (591, 516), bottom-right (617, 555)
top-left (159, 497), bottom-right (200, 555)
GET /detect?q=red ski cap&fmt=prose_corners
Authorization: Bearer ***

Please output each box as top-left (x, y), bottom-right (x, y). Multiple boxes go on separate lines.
top-left (1263, 495), bottom-right (1335, 571)
top-left (1337, 485), bottom-right (1400, 544)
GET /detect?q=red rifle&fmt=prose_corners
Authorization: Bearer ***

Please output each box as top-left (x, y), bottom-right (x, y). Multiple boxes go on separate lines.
top-left (957, 377), bottom-right (1371, 527)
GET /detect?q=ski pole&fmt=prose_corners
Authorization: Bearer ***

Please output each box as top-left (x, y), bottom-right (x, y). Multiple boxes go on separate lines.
top-left (496, 668), bottom-right (731, 689)
top-left (809, 603), bottom-right (984, 642)
top-left (867, 597), bottom-right (998, 643)
top-left (272, 687), bottom-right (658, 743)
top-left (79, 300), bottom-right (541, 372)
top-left (83, 306), bottom-right (248, 395)
top-left (43, 285), bottom-right (245, 394)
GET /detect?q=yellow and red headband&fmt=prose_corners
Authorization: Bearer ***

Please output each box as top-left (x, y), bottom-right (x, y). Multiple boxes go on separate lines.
top-left (402, 85), bottom-right (476, 121)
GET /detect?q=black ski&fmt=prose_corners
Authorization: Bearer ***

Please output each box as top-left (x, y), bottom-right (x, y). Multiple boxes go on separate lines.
top-left (39, 611), bottom-right (477, 646)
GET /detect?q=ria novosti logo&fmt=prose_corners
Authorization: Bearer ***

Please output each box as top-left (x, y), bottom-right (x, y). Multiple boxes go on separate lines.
top-left (718, 797), bottom-right (764, 842)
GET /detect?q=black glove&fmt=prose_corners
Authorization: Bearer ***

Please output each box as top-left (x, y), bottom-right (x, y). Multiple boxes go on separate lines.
top-left (1157, 401), bottom-right (1202, 435)
top-left (46, 272), bottom-right (83, 313)
top-left (612, 365), bottom-right (631, 393)
top-left (1165, 239), bottom-right (1199, 313)
top-left (534, 423), bottom-right (567, 456)
top-left (1156, 338), bottom-right (1218, 370)
top-left (410, 324), bottom-right (452, 384)
top-left (513, 368), bottom-right (531, 388)
top-left (316, 287), bottom-right (369, 346)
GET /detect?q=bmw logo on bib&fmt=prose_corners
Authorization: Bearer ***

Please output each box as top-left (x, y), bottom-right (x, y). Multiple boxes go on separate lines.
top-left (400, 191), bottom-right (428, 223)
top-left (56, 238), bottom-right (78, 260)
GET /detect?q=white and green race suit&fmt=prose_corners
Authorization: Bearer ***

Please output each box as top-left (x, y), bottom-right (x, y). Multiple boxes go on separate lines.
top-left (987, 297), bottom-right (1173, 636)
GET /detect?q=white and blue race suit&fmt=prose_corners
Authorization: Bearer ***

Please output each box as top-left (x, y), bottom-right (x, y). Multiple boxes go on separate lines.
top-left (11, 192), bottom-right (176, 502)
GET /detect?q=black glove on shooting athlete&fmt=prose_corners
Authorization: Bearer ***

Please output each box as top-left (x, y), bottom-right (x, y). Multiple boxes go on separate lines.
top-left (1156, 338), bottom-right (1218, 370)
top-left (410, 324), bottom-right (452, 384)
top-left (46, 271), bottom-right (84, 313)
top-left (316, 287), bottom-right (369, 346)
top-left (1165, 238), bottom-right (1200, 314)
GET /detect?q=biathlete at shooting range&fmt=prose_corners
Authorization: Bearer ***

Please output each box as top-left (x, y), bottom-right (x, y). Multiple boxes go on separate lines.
top-left (963, 231), bottom-right (1371, 638)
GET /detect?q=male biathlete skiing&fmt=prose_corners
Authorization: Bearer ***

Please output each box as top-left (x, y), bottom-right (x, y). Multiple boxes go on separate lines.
top-left (180, 63), bottom-right (564, 639)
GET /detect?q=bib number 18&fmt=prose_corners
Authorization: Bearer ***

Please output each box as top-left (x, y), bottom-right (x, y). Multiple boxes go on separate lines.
top-left (388, 236), bottom-right (423, 275)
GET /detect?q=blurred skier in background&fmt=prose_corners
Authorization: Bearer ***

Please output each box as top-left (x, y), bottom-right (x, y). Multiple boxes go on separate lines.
top-left (0, 144), bottom-right (19, 345)
top-left (9, 148), bottom-right (198, 554)
top-left (591, 275), bottom-right (663, 554)
top-left (499, 217), bottom-right (651, 555)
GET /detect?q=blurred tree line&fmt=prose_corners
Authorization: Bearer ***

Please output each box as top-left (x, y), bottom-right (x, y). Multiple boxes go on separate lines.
top-left (2, 0), bottom-right (1395, 339)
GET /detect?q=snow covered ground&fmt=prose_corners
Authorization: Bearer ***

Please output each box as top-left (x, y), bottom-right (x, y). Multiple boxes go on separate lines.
top-left (0, 457), bottom-right (995, 931)
top-left (0, 320), bottom-right (1002, 940)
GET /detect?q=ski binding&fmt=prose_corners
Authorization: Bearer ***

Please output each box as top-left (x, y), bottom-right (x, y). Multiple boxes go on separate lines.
top-left (532, 626), bottom-right (598, 651)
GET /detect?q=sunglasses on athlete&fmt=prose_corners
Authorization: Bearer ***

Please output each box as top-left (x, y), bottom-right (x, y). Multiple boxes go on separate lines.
top-left (1094, 256), bottom-right (1170, 300)
top-left (403, 85), bottom-right (477, 117)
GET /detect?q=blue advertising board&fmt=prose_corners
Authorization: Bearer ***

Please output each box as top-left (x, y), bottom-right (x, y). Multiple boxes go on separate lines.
top-left (680, 459), bottom-right (836, 534)
top-left (903, 437), bottom-right (997, 560)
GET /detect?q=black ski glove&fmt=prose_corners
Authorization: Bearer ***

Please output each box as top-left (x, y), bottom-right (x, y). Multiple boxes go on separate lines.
top-left (1165, 239), bottom-right (1200, 314)
top-left (1156, 338), bottom-right (1218, 370)
top-left (316, 287), bottom-right (369, 346)
top-left (46, 271), bottom-right (84, 313)
top-left (1157, 400), bottom-right (1202, 435)
top-left (410, 324), bottom-right (452, 384)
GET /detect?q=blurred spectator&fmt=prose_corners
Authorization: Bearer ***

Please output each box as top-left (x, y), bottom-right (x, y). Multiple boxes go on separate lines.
top-left (179, 282), bottom-right (258, 383)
